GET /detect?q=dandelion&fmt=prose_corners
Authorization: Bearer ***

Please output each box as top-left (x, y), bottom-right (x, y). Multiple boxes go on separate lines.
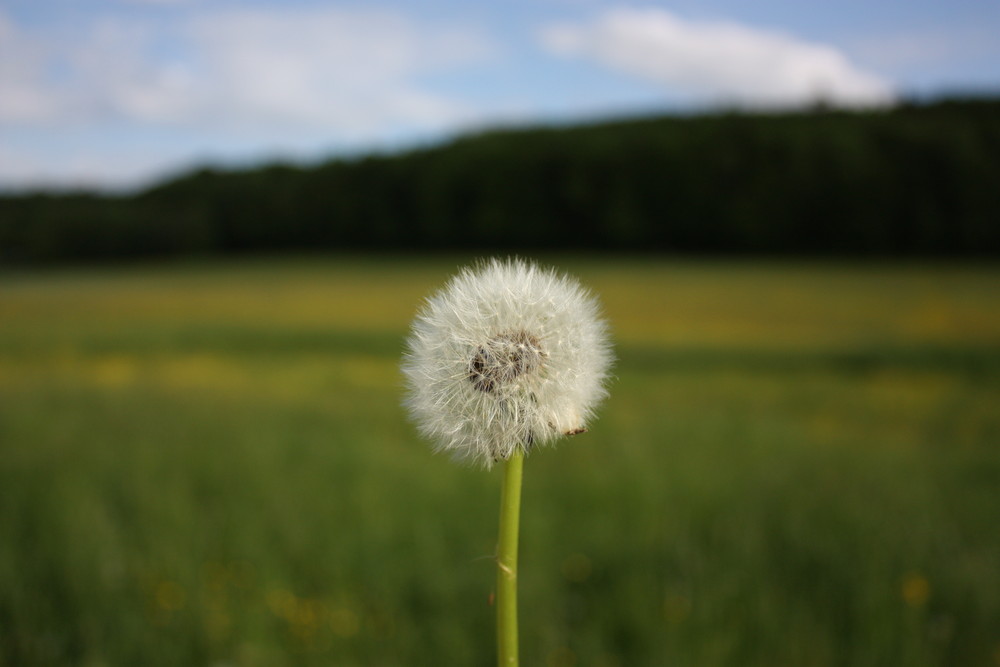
top-left (403, 257), bottom-right (613, 468)
top-left (402, 257), bottom-right (613, 666)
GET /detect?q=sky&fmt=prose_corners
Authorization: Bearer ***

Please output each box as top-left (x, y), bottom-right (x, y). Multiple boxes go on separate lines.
top-left (1, 0), bottom-right (998, 191)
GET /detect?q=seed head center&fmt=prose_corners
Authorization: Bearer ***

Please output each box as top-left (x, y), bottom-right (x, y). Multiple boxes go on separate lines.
top-left (469, 331), bottom-right (544, 393)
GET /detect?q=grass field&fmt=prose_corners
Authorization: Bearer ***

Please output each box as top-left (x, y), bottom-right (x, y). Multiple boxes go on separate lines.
top-left (1, 256), bottom-right (999, 666)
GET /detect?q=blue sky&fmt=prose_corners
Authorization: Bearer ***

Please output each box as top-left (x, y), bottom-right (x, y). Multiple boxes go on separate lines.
top-left (1, 0), bottom-right (997, 191)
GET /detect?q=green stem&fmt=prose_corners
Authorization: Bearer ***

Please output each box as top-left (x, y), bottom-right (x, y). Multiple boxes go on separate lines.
top-left (496, 449), bottom-right (524, 667)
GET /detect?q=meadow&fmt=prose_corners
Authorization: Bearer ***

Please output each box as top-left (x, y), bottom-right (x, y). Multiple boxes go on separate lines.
top-left (1, 256), bottom-right (998, 666)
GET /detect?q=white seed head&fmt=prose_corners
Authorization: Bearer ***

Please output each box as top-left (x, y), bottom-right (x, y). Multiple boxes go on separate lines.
top-left (402, 258), bottom-right (614, 468)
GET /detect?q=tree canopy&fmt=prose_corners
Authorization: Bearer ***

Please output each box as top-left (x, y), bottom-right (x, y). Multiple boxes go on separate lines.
top-left (2, 97), bottom-right (999, 263)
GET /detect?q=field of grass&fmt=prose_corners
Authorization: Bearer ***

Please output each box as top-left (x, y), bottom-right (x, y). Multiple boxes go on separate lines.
top-left (1, 256), bottom-right (998, 666)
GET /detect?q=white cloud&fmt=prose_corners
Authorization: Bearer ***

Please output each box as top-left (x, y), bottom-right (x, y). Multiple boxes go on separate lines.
top-left (180, 9), bottom-right (489, 132)
top-left (0, 143), bottom-right (161, 192)
top-left (0, 13), bottom-right (68, 123)
top-left (0, 8), bottom-right (492, 133)
top-left (851, 26), bottom-right (1000, 74)
top-left (541, 8), bottom-right (895, 108)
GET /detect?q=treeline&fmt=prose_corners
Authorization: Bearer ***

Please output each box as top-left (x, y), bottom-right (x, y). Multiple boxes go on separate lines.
top-left (2, 97), bottom-right (999, 263)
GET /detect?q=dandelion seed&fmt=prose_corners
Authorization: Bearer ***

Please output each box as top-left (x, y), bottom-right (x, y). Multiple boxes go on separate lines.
top-left (402, 258), bottom-right (613, 468)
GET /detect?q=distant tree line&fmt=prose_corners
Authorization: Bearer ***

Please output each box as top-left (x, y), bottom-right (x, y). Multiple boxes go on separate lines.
top-left (2, 97), bottom-right (999, 263)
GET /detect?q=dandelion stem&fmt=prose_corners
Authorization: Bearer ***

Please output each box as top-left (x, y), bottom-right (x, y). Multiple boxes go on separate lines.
top-left (496, 448), bottom-right (524, 667)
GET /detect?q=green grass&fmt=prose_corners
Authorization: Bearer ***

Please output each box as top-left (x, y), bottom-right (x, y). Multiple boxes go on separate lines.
top-left (1, 257), bottom-right (999, 666)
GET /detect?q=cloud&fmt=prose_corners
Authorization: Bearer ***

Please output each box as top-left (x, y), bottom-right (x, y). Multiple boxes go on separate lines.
top-left (181, 9), bottom-right (490, 132)
top-left (0, 8), bottom-right (492, 134)
top-left (851, 26), bottom-right (1000, 75)
top-left (540, 8), bottom-right (894, 108)
top-left (0, 142), bottom-right (168, 192)
top-left (0, 13), bottom-right (68, 123)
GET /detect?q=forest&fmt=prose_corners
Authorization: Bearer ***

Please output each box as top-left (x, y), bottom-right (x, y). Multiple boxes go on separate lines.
top-left (1, 97), bottom-right (998, 263)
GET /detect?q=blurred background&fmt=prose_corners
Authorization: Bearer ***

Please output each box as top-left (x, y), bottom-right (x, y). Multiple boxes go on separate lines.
top-left (1, 1), bottom-right (999, 665)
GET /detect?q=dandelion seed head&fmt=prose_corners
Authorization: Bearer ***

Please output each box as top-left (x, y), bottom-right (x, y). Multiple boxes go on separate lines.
top-left (402, 258), bottom-right (613, 468)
